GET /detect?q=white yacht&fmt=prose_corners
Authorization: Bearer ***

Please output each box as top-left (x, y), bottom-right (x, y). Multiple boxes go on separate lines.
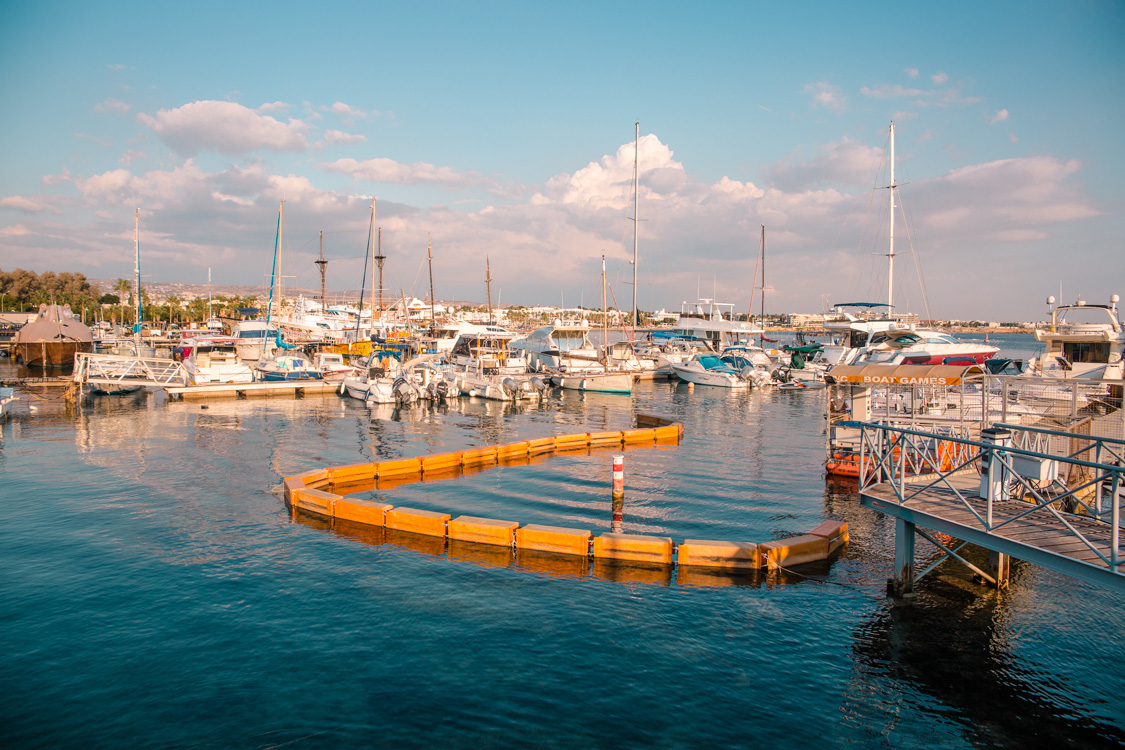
top-left (231, 320), bottom-right (278, 362)
top-left (671, 299), bottom-right (763, 352)
top-left (1029, 295), bottom-right (1123, 381)
top-left (510, 320), bottom-right (603, 373)
top-left (820, 304), bottom-right (998, 366)
top-left (182, 337), bottom-right (255, 385)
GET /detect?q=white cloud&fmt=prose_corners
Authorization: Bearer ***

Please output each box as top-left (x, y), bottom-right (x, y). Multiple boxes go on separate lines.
top-left (321, 156), bottom-right (504, 194)
top-left (136, 100), bottom-right (309, 155)
top-left (331, 102), bottom-right (368, 119)
top-left (258, 101), bottom-right (289, 114)
top-left (0, 224), bottom-right (31, 237)
top-left (905, 68), bottom-right (919, 78)
top-left (766, 137), bottom-right (884, 192)
top-left (932, 71), bottom-right (949, 85)
top-left (991, 109), bottom-right (1009, 124)
top-left (861, 84), bottom-right (927, 99)
top-left (119, 149), bottom-right (145, 165)
top-left (94, 98), bottom-right (131, 115)
top-left (803, 82), bottom-right (846, 112)
top-left (324, 129), bottom-right (368, 145)
top-left (0, 196), bottom-right (59, 214)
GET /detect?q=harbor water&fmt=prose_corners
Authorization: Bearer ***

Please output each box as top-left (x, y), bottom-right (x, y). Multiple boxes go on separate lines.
top-left (1, 334), bottom-right (1123, 748)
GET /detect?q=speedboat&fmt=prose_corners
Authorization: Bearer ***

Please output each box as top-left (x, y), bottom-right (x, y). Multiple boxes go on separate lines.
top-left (231, 320), bottom-right (279, 362)
top-left (255, 353), bottom-right (321, 381)
top-left (821, 304), bottom-right (998, 366)
top-left (670, 299), bottom-right (762, 352)
top-left (0, 387), bottom-right (17, 419)
top-left (670, 353), bottom-right (750, 389)
top-left (510, 320), bottom-right (603, 373)
top-left (181, 337), bottom-right (255, 385)
top-left (311, 351), bottom-right (360, 382)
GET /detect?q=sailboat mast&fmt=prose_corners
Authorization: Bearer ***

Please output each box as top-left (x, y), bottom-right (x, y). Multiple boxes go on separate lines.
top-left (887, 121), bottom-right (895, 315)
top-left (427, 233), bottom-right (436, 337)
top-left (760, 225), bottom-right (766, 344)
top-left (376, 227), bottom-right (385, 318)
top-left (278, 201), bottom-right (284, 315)
top-left (134, 208), bottom-right (141, 343)
top-left (369, 199), bottom-right (377, 322)
top-left (602, 254), bottom-right (608, 363)
top-left (631, 121), bottom-right (639, 329)
top-left (207, 267), bottom-right (212, 323)
top-left (485, 256), bottom-right (493, 325)
top-left (316, 231), bottom-right (327, 314)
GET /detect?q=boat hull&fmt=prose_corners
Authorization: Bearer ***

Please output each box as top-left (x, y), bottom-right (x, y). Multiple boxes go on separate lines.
top-left (555, 372), bottom-right (633, 394)
top-left (16, 341), bottom-right (93, 369)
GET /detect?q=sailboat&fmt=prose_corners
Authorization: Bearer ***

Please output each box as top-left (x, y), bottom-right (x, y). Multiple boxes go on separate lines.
top-left (89, 209), bottom-right (148, 394)
top-left (234, 203), bottom-right (286, 362)
top-left (552, 256), bottom-right (633, 395)
top-left (821, 123), bottom-right (998, 367)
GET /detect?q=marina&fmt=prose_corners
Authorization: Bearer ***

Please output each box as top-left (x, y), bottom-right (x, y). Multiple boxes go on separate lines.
top-left (2, 4), bottom-right (1123, 743)
top-left (1, 329), bottom-right (1123, 747)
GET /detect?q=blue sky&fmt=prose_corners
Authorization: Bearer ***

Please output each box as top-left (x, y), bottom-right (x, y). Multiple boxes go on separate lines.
top-left (1, 0), bottom-right (1122, 321)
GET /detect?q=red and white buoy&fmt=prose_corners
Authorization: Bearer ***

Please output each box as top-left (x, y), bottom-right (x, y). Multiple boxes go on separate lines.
top-left (612, 454), bottom-right (624, 500)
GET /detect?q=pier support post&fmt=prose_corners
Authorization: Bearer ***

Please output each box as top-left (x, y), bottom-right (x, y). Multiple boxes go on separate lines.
top-left (889, 517), bottom-right (916, 598)
top-left (988, 551), bottom-right (1010, 589)
top-left (979, 428), bottom-right (1012, 527)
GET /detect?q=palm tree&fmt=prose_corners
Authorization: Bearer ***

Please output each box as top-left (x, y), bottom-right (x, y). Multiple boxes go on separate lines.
top-left (114, 278), bottom-right (131, 327)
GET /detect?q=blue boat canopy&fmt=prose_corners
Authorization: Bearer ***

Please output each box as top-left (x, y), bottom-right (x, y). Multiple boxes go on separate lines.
top-left (832, 302), bottom-right (893, 309)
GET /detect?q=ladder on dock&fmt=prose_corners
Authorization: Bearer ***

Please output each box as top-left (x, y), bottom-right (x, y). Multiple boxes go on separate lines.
top-left (73, 352), bottom-right (190, 389)
top-left (856, 421), bottom-right (1124, 595)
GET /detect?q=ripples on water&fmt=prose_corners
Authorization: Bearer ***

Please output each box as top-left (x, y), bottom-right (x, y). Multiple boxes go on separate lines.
top-left (1, 354), bottom-right (1122, 748)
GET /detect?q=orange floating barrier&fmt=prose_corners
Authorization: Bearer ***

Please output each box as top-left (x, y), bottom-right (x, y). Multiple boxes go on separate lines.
top-left (526, 436), bottom-right (556, 456)
top-left (421, 452), bottom-right (464, 473)
top-left (376, 458), bottom-right (423, 478)
top-left (553, 433), bottom-right (590, 450)
top-left (515, 524), bottom-right (592, 556)
top-left (448, 516), bottom-right (519, 547)
top-left (333, 498), bottom-right (393, 526)
top-left (461, 446), bottom-right (498, 467)
top-left (298, 469), bottom-right (330, 490)
top-left (497, 441), bottom-right (530, 459)
top-left (283, 476), bottom-right (306, 504)
top-left (621, 428), bottom-right (657, 444)
top-left (328, 462), bottom-right (377, 485)
top-left (808, 520), bottom-right (849, 555)
top-left (292, 488), bottom-right (338, 517)
top-left (653, 425), bottom-right (682, 442)
top-left (587, 430), bottom-right (624, 447)
top-left (385, 507), bottom-right (451, 537)
top-left (759, 534), bottom-right (830, 570)
top-left (677, 540), bottom-right (761, 570)
top-left (592, 533), bottom-right (674, 564)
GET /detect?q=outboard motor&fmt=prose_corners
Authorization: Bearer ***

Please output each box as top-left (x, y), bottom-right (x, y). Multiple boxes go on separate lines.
top-left (530, 375), bottom-right (547, 395)
top-left (502, 377), bottom-right (519, 397)
top-left (394, 377), bottom-right (417, 406)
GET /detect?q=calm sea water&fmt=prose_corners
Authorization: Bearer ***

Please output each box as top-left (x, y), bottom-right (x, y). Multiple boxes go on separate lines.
top-left (1, 334), bottom-right (1122, 748)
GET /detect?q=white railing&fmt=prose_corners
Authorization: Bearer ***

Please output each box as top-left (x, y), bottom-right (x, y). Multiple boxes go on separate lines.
top-left (857, 421), bottom-right (1123, 572)
top-left (73, 352), bottom-right (191, 387)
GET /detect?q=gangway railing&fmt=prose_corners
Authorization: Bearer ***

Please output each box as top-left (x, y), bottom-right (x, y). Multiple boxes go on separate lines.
top-left (73, 352), bottom-right (191, 388)
top-left (856, 421), bottom-right (1123, 593)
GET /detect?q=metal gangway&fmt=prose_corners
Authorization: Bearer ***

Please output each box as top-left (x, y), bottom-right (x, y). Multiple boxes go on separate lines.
top-left (855, 420), bottom-right (1124, 595)
top-left (73, 352), bottom-right (190, 389)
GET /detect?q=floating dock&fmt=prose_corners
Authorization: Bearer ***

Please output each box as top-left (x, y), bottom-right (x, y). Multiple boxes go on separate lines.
top-left (166, 380), bottom-right (340, 399)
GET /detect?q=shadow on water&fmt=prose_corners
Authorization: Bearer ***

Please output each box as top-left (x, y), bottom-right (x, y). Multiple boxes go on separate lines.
top-left (848, 578), bottom-right (1125, 748)
top-left (822, 475), bottom-right (1125, 747)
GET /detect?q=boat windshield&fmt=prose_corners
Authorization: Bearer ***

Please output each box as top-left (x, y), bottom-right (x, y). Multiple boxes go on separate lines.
top-left (555, 330), bottom-right (588, 351)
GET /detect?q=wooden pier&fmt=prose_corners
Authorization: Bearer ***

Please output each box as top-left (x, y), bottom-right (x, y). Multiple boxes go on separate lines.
top-left (856, 423), bottom-right (1124, 595)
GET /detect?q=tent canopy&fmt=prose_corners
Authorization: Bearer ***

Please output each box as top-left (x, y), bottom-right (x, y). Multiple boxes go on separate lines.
top-left (825, 363), bottom-right (983, 386)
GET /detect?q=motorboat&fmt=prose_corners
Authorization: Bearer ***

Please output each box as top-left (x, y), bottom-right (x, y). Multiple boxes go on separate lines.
top-left (311, 351), bottom-right (360, 382)
top-left (448, 329), bottom-right (529, 375)
top-left (14, 304), bottom-right (93, 368)
top-left (670, 353), bottom-right (750, 389)
top-left (1028, 295), bottom-right (1123, 381)
top-left (510, 320), bottom-right (603, 373)
top-left (0, 387), bottom-right (17, 419)
top-left (255, 352), bottom-right (321, 382)
top-left (670, 299), bottom-right (762, 352)
top-left (181, 336), bottom-right (255, 385)
top-left (820, 304), bottom-right (998, 366)
top-left (231, 320), bottom-right (279, 362)
top-left (550, 369), bottom-right (633, 394)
